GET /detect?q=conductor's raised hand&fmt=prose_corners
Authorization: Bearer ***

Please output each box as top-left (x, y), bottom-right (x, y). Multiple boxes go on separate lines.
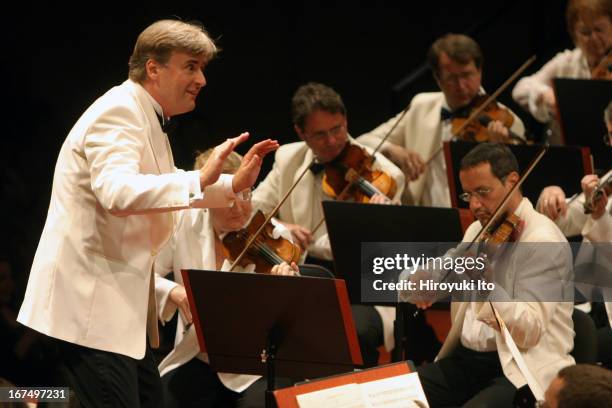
top-left (200, 132), bottom-right (251, 189)
top-left (232, 138), bottom-right (279, 193)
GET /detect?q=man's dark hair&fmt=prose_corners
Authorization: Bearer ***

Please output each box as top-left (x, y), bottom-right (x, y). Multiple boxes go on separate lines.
top-left (556, 364), bottom-right (612, 407)
top-left (427, 33), bottom-right (483, 78)
top-left (291, 82), bottom-right (346, 130)
top-left (460, 143), bottom-right (519, 181)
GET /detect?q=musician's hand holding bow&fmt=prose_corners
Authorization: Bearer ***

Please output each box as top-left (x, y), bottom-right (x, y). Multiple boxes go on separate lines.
top-left (486, 120), bottom-right (510, 143)
top-left (411, 270), bottom-right (436, 310)
top-left (537, 186), bottom-right (567, 221)
top-left (536, 88), bottom-right (557, 119)
top-left (582, 174), bottom-right (608, 220)
top-left (280, 222), bottom-right (312, 251)
top-left (383, 144), bottom-right (426, 181)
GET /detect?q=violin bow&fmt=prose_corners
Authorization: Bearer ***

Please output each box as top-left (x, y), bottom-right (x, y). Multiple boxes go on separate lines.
top-left (425, 55), bottom-right (537, 165)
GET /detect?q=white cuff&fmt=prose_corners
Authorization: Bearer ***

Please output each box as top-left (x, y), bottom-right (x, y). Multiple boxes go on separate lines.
top-left (157, 279), bottom-right (180, 323)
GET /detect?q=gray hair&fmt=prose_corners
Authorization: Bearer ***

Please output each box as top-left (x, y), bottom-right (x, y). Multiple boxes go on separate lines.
top-left (128, 19), bottom-right (218, 83)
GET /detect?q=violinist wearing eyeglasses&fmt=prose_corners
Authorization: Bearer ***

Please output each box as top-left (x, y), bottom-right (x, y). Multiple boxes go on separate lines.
top-left (358, 33), bottom-right (526, 207)
top-left (399, 143), bottom-right (574, 407)
top-left (251, 82), bottom-right (405, 367)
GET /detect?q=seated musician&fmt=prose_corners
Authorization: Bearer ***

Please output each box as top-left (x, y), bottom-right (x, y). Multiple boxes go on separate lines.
top-left (399, 143), bottom-right (574, 407)
top-left (536, 100), bottom-right (612, 368)
top-left (154, 149), bottom-right (298, 408)
top-left (357, 33), bottom-right (526, 207)
top-left (512, 0), bottom-right (611, 144)
top-left (251, 82), bottom-right (405, 367)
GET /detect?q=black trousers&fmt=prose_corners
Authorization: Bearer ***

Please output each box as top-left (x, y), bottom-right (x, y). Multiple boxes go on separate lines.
top-left (57, 338), bottom-right (163, 408)
top-left (417, 343), bottom-right (516, 408)
top-left (162, 358), bottom-right (297, 408)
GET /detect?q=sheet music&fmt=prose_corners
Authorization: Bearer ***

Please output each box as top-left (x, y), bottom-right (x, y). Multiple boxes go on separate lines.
top-left (360, 373), bottom-right (429, 408)
top-left (491, 305), bottom-right (545, 401)
top-left (296, 373), bottom-right (429, 408)
top-left (296, 383), bottom-right (368, 408)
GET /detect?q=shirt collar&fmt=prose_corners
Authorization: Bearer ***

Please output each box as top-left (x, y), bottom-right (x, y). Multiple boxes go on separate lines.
top-left (140, 85), bottom-right (166, 121)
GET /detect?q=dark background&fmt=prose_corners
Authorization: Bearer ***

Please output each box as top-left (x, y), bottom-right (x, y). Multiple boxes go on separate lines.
top-left (1, 0), bottom-right (573, 385)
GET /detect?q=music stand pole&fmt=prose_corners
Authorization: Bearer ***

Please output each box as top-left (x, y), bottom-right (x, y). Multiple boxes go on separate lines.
top-left (263, 327), bottom-right (279, 408)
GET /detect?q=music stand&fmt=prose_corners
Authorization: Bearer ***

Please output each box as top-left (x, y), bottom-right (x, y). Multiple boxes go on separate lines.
top-left (322, 201), bottom-right (464, 305)
top-left (553, 78), bottom-right (612, 171)
top-left (444, 140), bottom-right (593, 209)
top-left (181, 270), bottom-right (363, 408)
top-left (322, 201), bottom-right (464, 363)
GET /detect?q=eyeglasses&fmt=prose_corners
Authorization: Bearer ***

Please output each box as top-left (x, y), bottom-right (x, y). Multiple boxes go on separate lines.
top-left (304, 123), bottom-right (345, 143)
top-left (459, 186), bottom-right (493, 203)
top-left (576, 25), bottom-right (608, 39)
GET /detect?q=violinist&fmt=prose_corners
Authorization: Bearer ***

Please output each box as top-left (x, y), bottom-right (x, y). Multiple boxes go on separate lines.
top-left (252, 82), bottom-right (405, 367)
top-left (399, 143), bottom-right (574, 407)
top-left (536, 101), bottom-right (612, 368)
top-left (358, 33), bottom-right (526, 207)
top-left (154, 149), bottom-right (298, 408)
top-left (512, 0), bottom-right (612, 143)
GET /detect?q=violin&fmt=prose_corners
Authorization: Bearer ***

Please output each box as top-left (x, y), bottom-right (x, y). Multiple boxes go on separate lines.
top-left (425, 55), bottom-right (537, 165)
top-left (583, 172), bottom-right (612, 214)
top-left (321, 142), bottom-right (397, 202)
top-left (451, 94), bottom-right (524, 145)
top-left (591, 49), bottom-right (612, 80)
top-left (479, 213), bottom-right (522, 257)
top-left (223, 210), bottom-right (301, 274)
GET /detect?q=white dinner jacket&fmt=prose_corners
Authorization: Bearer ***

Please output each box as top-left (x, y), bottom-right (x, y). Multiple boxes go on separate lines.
top-left (435, 199), bottom-right (575, 391)
top-left (18, 79), bottom-right (235, 359)
top-left (357, 92), bottom-right (525, 205)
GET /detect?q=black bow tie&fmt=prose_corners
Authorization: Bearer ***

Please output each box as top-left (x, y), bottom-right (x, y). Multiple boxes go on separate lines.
top-left (309, 161), bottom-right (325, 175)
top-left (440, 107), bottom-right (454, 121)
top-left (156, 113), bottom-right (178, 134)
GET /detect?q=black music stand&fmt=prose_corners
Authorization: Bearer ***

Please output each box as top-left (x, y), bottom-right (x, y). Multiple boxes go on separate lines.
top-left (181, 270), bottom-right (363, 408)
top-left (322, 201), bottom-right (464, 364)
top-left (444, 140), bottom-right (593, 209)
top-left (553, 78), bottom-right (612, 172)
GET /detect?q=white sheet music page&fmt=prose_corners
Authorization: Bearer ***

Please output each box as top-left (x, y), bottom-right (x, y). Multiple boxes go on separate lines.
top-left (296, 383), bottom-right (369, 408)
top-left (359, 373), bottom-right (429, 408)
top-left (295, 373), bottom-right (429, 408)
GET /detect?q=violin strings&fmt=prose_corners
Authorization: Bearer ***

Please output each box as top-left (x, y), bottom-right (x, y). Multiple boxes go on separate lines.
top-left (337, 162), bottom-right (383, 198)
top-left (236, 231), bottom-right (283, 265)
